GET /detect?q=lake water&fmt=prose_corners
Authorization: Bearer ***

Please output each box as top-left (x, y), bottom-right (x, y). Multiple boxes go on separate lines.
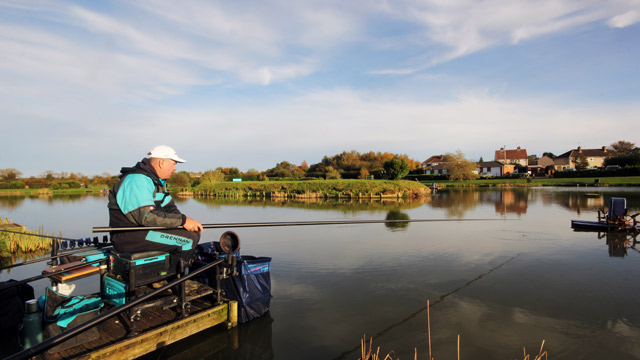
top-left (2, 187), bottom-right (640, 360)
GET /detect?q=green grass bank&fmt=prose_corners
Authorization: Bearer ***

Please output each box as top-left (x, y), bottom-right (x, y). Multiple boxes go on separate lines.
top-left (192, 180), bottom-right (430, 199)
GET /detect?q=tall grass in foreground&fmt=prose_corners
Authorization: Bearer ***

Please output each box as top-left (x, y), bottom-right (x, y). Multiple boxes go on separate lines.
top-left (358, 301), bottom-right (547, 360)
top-left (0, 218), bottom-right (53, 254)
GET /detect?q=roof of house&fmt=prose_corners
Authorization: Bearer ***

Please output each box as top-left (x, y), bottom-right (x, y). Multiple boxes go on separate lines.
top-left (556, 146), bottom-right (615, 158)
top-left (494, 147), bottom-right (528, 160)
top-left (422, 155), bottom-right (445, 165)
top-left (476, 161), bottom-right (504, 167)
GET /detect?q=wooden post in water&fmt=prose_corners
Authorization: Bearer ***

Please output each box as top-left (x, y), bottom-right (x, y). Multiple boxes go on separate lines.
top-left (227, 300), bottom-right (238, 328)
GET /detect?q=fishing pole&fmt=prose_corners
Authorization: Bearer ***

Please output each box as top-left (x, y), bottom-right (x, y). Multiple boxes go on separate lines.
top-left (0, 228), bottom-right (105, 244)
top-left (0, 228), bottom-right (111, 270)
top-left (0, 246), bottom-right (112, 271)
top-left (93, 218), bottom-right (513, 232)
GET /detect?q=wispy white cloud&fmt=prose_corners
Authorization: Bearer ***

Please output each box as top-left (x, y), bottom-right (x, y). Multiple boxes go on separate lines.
top-left (608, 9), bottom-right (640, 27)
top-left (372, 0), bottom-right (640, 73)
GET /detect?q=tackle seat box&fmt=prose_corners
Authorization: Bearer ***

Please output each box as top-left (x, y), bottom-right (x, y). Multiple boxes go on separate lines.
top-left (103, 250), bottom-right (175, 307)
top-left (108, 250), bottom-right (173, 286)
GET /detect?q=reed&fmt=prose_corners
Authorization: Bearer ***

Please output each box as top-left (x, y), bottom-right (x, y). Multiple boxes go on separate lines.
top-left (0, 218), bottom-right (54, 255)
top-left (358, 300), bottom-right (547, 360)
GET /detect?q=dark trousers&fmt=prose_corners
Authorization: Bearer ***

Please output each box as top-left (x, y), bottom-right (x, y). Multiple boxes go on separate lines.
top-left (110, 229), bottom-right (201, 270)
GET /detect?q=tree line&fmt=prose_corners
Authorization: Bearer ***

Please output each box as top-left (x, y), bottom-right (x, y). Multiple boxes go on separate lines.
top-left (2, 141), bottom-right (637, 189)
top-left (169, 151), bottom-right (422, 187)
top-left (0, 151), bottom-right (424, 189)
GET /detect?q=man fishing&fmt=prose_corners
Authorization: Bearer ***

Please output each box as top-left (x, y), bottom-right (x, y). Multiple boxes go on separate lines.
top-left (107, 145), bottom-right (203, 269)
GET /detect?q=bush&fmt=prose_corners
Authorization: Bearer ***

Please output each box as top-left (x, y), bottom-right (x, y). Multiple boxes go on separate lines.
top-left (605, 152), bottom-right (640, 167)
top-left (403, 174), bottom-right (449, 181)
top-left (552, 167), bottom-right (640, 178)
top-left (383, 158), bottom-right (410, 180)
top-left (0, 181), bottom-right (25, 189)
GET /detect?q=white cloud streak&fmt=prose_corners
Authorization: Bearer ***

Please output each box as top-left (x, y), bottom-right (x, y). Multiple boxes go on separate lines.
top-left (373, 0), bottom-right (640, 73)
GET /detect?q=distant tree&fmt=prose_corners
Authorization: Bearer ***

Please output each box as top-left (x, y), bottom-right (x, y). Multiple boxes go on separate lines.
top-left (243, 169), bottom-right (262, 181)
top-left (267, 161), bottom-right (295, 178)
top-left (542, 152), bottom-right (556, 158)
top-left (300, 160), bottom-right (309, 171)
top-left (605, 152), bottom-right (640, 167)
top-left (169, 171), bottom-right (191, 187)
top-left (610, 140), bottom-right (635, 154)
top-left (200, 169), bottom-right (225, 183)
top-left (574, 155), bottom-right (587, 169)
top-left (383, 157), bottom-right (410, 180)
top-left (0, 168), bottom-right (22, 180)
top-left (218, 167), bottom-right (241, 176)
top-left (574, 154), bottom-right (589, 170)
top-left (479, 157), bottom-right (484, 162)
top-left (325, 166), bottom-right (341, 179)
top-left (443, 150), bottom-right (478, 181)
top-left (358, 167), bottom-right (370, 179)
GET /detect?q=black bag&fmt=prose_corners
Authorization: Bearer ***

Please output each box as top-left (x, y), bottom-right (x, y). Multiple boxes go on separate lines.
top-left (193, 243), bottom-right (272, 323)
top-left (223, 256), bottom-right (272, 323)
top-left (0, 280), bottom-right (35, 357)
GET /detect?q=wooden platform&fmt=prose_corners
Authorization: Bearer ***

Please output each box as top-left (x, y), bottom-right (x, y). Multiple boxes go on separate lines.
top-left (37, 282), bottom-right (238, 360)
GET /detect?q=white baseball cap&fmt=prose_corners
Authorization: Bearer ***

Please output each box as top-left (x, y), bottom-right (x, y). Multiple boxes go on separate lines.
top-left (147, 145), bottom-right (187, 163)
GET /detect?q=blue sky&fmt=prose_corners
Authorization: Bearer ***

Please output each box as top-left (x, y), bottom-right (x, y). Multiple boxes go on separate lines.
top-left (1, 0), bottom-right (639, 177)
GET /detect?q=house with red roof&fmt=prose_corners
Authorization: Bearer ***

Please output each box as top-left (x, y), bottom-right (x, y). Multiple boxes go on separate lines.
top-left (422, 155), bottom-right (447, 175)
top-left (494, 146), bottom-right (528, 167)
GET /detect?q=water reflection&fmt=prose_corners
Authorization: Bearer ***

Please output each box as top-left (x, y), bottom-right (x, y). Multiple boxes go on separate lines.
top-left (0, 193), bottom-right (103, 209)
top-left (139, 312), bottom-right (274, 360)
top-left (600, 232), bottom-right (640, 258)
top-left (430, 189), bottom-right (531, 217)
top-left (193, 196), bottom-right (429, 213)
top-left (384, 210), bottom-right (410, 231)
top-left (430, 188), bottom-right (640, 217)
top-left (0, 196), bottom-right (26, 209)
top-left (429, 190), bottom-right (481, 217)
top-left (3, 188), bottom-right (640, 359)
top-left (494, 190), bottom-right (528, 216)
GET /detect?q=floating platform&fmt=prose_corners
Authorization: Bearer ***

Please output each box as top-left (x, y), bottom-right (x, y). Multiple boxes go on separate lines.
top-left (36, 281), bottom-right (237, 360)
top-left (571, 219), bottom-right (640, 232)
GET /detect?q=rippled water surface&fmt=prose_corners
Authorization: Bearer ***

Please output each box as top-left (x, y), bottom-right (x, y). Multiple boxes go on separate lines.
top-left (2, 187), bottom-right (640, 359)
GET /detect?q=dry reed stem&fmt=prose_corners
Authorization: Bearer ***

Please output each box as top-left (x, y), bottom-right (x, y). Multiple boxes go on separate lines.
top-left (428, 300), bottom-right (432, 360)
top-left (522, 340), bottom-right (547, 360)
top-left (358, 299), bottom-right (548, 360)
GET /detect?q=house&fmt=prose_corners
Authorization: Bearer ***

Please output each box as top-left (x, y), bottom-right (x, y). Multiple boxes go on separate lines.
top-left (495, 147), bottom-right (528, 167)
top-left (422, 155), bottom-right (447, 174)
top-left (537, 155), bottom-right (555, 168)
top-left (424, 163), bottom-right (448, 175)
top-left (554, 146), bottom-right (615, 170)
top-left (476, 161), bottom-right (515, 177)
top-left (526, 155), bottom-right (555, 177)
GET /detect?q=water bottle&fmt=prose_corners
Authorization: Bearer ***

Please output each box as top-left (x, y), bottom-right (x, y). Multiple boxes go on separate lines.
top-left (22, 299), bottom-right (43, 349)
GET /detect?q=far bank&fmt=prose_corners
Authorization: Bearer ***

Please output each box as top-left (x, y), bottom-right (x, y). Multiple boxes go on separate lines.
top-left (191, 179), bottom-right (430, 199)
top-left (427, 176), bottom-right (640, 188)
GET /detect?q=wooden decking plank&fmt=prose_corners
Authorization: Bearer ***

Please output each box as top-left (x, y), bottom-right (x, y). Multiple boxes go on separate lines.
top-left (81, 303), bottom-right (229, 360)
top-left (38, 295), bottom-right (235, 360)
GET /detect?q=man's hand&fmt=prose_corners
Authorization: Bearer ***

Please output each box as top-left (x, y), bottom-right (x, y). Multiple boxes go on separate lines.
top-left (183, 217), bottom-right (204, 232)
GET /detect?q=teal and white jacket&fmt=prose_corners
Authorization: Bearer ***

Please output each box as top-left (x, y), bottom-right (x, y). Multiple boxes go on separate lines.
top-left (108, 158), bottom-right (186, 229)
